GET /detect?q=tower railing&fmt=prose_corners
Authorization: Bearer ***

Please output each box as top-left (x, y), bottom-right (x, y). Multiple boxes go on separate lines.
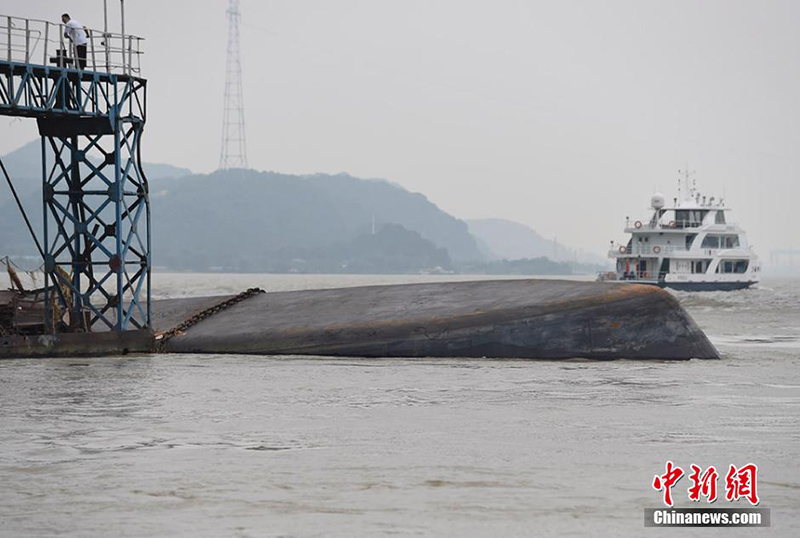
top-left (0, 14), bottom-right (143, 76)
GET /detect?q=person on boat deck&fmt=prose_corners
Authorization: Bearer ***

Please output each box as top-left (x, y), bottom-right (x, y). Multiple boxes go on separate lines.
top-left (61, 13), bottom-right (87, 69)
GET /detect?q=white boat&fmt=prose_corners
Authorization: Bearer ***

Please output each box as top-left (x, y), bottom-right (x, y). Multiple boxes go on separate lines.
top-left (602, 173), bottom-right (761, 291)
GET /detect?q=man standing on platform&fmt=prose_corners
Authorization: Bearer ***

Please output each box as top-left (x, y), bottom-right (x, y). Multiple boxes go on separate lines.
top-left (61, 13), bottom-right (87, 69)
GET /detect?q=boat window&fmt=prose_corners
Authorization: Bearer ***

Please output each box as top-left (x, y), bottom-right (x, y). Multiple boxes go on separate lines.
top-left (700, 235), bottom-right (740, 249)
top-left (715, 211), bottom-right (726, 224)
top-left (676, 210), bottom-right (708, 228)
top-left (685, 234), bottom-right (697, 250)
top-left (716, 260), bottom-right (749, 273)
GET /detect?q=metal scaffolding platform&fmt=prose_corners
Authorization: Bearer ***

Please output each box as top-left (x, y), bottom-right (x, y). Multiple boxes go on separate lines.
top-left (1, 14), bottom-right (150, 333)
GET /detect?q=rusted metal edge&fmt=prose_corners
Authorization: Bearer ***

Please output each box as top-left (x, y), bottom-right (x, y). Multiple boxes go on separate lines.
top-left (0, 329), bottom-right (155, 359)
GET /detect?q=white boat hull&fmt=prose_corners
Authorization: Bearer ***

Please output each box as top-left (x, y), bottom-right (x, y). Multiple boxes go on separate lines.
top-left (618, 279), bottom-right (757, 291)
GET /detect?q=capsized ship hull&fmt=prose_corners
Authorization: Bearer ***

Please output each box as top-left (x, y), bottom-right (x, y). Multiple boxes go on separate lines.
top-left (152, 279), bottom-right (719, 360)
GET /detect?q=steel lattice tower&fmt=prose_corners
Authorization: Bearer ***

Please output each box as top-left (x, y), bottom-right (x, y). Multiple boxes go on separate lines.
top-left (219, 0), bottom-right (248, 169)
top-left (0, 14), bottom-right (150, 333)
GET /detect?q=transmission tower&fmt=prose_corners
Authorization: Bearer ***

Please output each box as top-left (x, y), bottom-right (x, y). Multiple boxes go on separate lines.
top-left (219, 0), bottom-right (248, 169)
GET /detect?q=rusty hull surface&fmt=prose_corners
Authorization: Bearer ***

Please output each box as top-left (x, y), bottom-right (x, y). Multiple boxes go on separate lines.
top-left (0, 330), bottom-right (154, 359)
top-left (154, 279), bottom-right (719, 360)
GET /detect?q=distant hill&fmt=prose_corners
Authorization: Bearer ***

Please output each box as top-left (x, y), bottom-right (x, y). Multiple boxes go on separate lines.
top-left (467, 257), bottom-right (574, 275)
top-left (140, 162), bottom-right (194, 180)
top-left (466, 218), bottom-right (608, 267)
top-left (1, 140), bottom-right (192, 189)
top-left (1, 142), bottom-right (484, 271)
top-left (0, 141), bottom-right (194, 259)
top-left (151, 169), bottom-right (483, 270)
top-left (242, 223), bottom-right (452, 274)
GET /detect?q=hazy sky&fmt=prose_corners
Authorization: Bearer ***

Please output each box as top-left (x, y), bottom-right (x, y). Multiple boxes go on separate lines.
top-left (2, 0), bottom-right (798, 259)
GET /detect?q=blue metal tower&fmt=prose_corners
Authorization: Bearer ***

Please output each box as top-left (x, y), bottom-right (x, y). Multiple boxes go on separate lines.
top-left (0, 14), bottom-right (150, 333)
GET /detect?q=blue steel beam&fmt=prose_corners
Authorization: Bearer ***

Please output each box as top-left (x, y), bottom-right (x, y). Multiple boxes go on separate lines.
top-left (1, 59), bottom-right (150, 332)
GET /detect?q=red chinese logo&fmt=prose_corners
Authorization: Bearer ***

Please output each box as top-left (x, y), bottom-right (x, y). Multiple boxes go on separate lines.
top-left (688, 464), bottom-right (718, 503)
top-left (652, 460), bottom-right (684, 507)
top-left (725, 464), bottom-right (759, 505)
top-left (653, 462), bottom-right (760, 506)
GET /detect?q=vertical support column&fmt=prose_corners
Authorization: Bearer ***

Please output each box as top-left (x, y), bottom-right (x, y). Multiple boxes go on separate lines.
top-left (41, 137), bottom-right (52, 333)
top-left (69, 134), bottom-right (84, 331)
top-left (112, 99), bottom-right (124, 330)
top-left (44, 22), bottom-right (49, 66)
top-left (39, 76), bottom-right (150, 333)
top-left (6, 16), bottom-right (11, 62)
top-left (25, 19), bottom-right (30, 63)
top-left (146, 149), bottom-right (152, 329)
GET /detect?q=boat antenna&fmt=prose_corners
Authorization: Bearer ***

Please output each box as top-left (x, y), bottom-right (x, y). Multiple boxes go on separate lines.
top-left (677, 167), bottom-right (697, 202)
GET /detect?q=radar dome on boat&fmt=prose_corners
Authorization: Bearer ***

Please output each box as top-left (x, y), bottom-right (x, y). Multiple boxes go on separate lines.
top-left (650, 193), bottom-right (666, 209)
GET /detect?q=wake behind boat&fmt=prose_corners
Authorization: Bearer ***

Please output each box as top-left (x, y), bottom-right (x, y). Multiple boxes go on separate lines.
top-left (601, 172), bottom-right (761, 291)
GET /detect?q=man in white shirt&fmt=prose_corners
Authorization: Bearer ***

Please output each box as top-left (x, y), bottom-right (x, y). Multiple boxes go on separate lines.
top-left (61, 13), bottom-right (87, 69)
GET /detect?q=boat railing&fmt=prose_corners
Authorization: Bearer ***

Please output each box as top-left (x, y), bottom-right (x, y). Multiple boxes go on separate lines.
top-left (617, 271), bottom-right (664, 282)
top-left (596, 271), bottom-right (617, 281)
top-left (625, 221), bottom-right (702, 231)
top-left (609, 244), bottom-right (689, 256)
top-left (0, 14), bottom-right (143, 76)
top-left (624, 220), bottom-right (739, 232)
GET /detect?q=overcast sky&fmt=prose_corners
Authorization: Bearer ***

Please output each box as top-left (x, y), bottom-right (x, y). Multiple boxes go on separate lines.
top-left (2, 0), bottom-right (798, 259)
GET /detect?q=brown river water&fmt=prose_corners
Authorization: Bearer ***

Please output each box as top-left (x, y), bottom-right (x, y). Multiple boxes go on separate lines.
top-left (1, 274), bottom-right (798, 536)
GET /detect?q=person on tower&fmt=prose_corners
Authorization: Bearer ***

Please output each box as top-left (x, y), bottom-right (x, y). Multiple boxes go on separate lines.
top-left (61, 13), bottom-right (88, 69)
